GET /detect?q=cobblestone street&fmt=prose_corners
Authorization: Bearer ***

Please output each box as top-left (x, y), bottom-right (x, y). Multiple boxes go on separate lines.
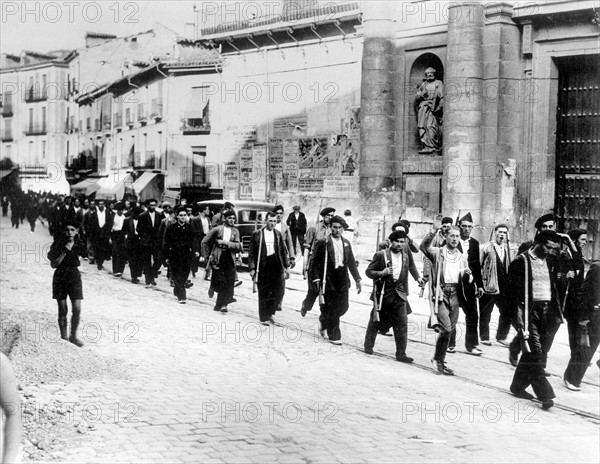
top-left (1, 215), bottom-right (599, 463)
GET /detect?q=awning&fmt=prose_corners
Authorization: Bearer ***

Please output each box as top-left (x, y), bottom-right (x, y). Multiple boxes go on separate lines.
top-left (162, 188), bottom-right (180, 205)
top-left (95, 174), bottom-right (133, 201)
top-left (70, 177), bottom-right (102, 196)
top-left (126, 172), bottom-right (164, 202)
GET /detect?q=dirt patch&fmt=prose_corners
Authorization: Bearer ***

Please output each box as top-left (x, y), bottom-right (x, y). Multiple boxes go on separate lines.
top-left (1, 307), bottom-right (132, 462)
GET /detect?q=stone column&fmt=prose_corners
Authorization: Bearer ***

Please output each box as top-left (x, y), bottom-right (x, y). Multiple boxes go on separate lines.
top-left (359, 1), bottom-right (396, 195)
top-left (442, 2), bottom-right (485, 229)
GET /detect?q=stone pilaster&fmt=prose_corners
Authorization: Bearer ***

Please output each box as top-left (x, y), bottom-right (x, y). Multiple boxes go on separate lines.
top-left (442, 2), bottom-right (485, 232)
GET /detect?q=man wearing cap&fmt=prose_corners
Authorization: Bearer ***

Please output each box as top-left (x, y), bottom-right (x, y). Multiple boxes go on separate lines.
top-left (309, 215), bottom-right (362, 344)
top-left (191, 204), bottom-right (212, 278)
top-left (391, 219), bottom-right (419, 253)
top-left (420, 216), bottom-right (453, 284)
top-left (301, 207), bottom-right (335, 316)
top-left (421, 226), bottom-right (472, 375)
top-left (365, 230), bottom-right (423, 362)
top-left (287, 205), bottom-right (307, 255)
top-left (110, 202), bottom-right (128, 277)
top-left (507, 230), bottom-right (562, 410)
top-left (201, 209), bottom-right (243, 313)
top-left (273, 205), bottom-right (296, 268)
top-left (211, 202), bottom-right (235, 228)
top-left (517, 213), bottom-right (556, 255)
top-left (164, 206), bottom-right (198, 304)
top-left (137, 199), bottom-right (165, 287)
top-left (249, 212), bottom-right (290, 325)
top-left (448, 212), bottom-right (484, 355)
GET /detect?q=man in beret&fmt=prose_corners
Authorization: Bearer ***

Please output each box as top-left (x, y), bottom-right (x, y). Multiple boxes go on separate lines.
top-left (517, 213), bottom-right (556, 255)
top-left (201, 209), bottom-right (243, 313)
top-left (365, 230), bottom-right (423, 362)
top-left (301, 207), bottom-right (335, 316)
top-left (420, 215), bottom-right (453, 286)
top-left (286, 205), bottom-right (307, 255)
top-left (309, 215), bottom-right (362, 344)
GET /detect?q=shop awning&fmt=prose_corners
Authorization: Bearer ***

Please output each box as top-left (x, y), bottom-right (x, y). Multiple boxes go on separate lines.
top-left (126, 172), bottom-right (164, 203)
top-left (71, 177), bottom-right (102, 196)
top-left (95, 175), bottom-right (133, 201)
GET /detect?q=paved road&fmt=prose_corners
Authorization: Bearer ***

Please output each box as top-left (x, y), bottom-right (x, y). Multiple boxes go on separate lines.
top-left (1, 215), bottom-right (598, 463)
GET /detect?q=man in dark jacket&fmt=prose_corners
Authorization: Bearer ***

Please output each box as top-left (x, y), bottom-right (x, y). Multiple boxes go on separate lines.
top-left (137, 199), bottom-right (165, 287)
top-left (309, 215), bottom-right (362, 345)
top-left (364, 230), bottom-right (423, 362)
top-left (286, 205), bottom-right (307, 255)
top-left (508, 230), bottom-right (562, 410)
top-left (248, 212), bottom-right (290, 325)
top-left (87, 200), bottom-right (114, 270)
top-left (164, 206), bottom-right (198, 303)
top-left (448, 212), bottom-right (484, 355)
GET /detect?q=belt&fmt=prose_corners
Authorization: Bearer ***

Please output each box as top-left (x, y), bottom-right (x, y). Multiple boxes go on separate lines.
top-left (442, 283), bottom-right (458, 288)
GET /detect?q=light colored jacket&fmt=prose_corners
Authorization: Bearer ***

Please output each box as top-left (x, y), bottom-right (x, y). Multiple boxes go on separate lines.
top-left (480, 241), bottom-right (510, 295)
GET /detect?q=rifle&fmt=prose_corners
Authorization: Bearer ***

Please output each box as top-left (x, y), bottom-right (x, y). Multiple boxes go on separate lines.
top-left (304, 199), bottom-right (324, 280)
top-left (372, 250), bottom-right (390, 323)
top-left (520, 255), bottom-right (531, 354)
top-left (253, 227), bottom-right (262, 294)
top-left (382, 215), bottom-right (387, 241)
top-left (319, 237), bottom-right (328, 306)
top-left (375, 221), bottom-right (381, 252)
top-left (428, 230), bottom-right (442, 329)
top-left (456, 209), bottom-right (462, 226)
top-left (506, 227), bottom-right (512, 264)
top-left (489, 222), bottom-right (495, 242)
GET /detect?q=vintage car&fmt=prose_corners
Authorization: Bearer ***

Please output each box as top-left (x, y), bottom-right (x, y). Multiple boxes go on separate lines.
top-left (196, 200), bottom-right (276, 262)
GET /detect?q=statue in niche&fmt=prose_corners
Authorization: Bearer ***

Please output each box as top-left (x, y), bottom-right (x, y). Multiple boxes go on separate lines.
top-left (414, 67), bottom-right (444, 154)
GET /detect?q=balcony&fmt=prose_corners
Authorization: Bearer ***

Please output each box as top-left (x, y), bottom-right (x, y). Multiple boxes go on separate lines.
top-left (150, 99), bottom-right (163, 121)
top-left (24, 89), bottom-right (48, 102)
top-left (114, 113), bottom-right (123, 129)
top-left (137, 104), bottom-right (147, 123)
top-left (180, 166), bottom-right (207, 186)
top-left (94, 118), bottom-right (100, 131)
top-left (181, 116), bottom-right (210, 135)
top-left (65, 116), bottom-right (77, 133)
top-left (102, 115), bottom-right (111, 131)
top-left (126, 109), bottom-right (134, 127)
top-left (24, 124), bottom-right (47, 136)
top-left (1, 129), bottom-right (13, 142)
top-left (1, 103), bottom-right (13, 117)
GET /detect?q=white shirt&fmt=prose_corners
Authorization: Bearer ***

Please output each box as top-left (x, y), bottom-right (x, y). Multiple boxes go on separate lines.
top-left (223, 226), bottom-right (232, 242)
top-left (493, 242), bottom-right (505, 263)
top-left (275, 222), bottom-right (282, 233)
top-left (528, 250), bottom-right (552, 302)
top-left (133, 219), bottom-right (139, 235)
top-left (460, 239), bottom-right (470, 253)
top-left (443, 249), bottom-right (462, 284)
top-left (149, 211), bottom-right (156, 227)
top-left (112, 213), bottom-right (125, 231)
top-left (263, 229), bottom-right (275, 256)
top-left (96, 207), bottom-right (106, 228)
top-left (331, 236), bottom-right (344, 268)
top-left (201, 216), bottom-right (209, 234)
top-left (390, 251), bottom-right (402, 281)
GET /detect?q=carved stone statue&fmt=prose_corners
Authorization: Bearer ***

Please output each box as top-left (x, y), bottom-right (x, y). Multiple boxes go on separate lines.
top-left (414, 67), bottom-right (444, 154)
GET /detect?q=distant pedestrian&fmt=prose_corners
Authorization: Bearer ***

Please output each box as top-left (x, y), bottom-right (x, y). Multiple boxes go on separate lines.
top-left (164, 207), bottom-right (198, 304)
top-left (1, 195), bottom-right (9, 217)
top-left (125, 206), bottom-right (145, 284)
top-left (286, 205), bottom-right (307, 256)
top-left (47, 221), bottom-right (87, 347)
top-left (273, 205), bottom-right (295, 268)
top-left (110, 202), bottom-right (127, 277)
top-left (26, 198), bottom-right (40, 232)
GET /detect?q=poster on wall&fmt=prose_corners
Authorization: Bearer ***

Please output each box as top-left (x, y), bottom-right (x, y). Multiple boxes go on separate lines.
top-left (346, 106), bottom-right (361, 139)
top-left (252, 144), bottom-right (268, 201)
top-left (322, 135), bottom-right (360, 198)
top-left (283, 139), bottom-right (299, 191)
top-left (239, 145), bottom-right (253, 200)
top-left (269, 138), bottom-right (284, 191)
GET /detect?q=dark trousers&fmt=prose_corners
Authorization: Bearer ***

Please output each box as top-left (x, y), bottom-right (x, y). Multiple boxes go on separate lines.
top-left (213, 252), bottom-right (236, 309)
top-left (433, 286), bottom-right (460, 363)
top-left (479, 292), bottom-right (512, 341)
top-left (319, 268), bottom-right (350, 341)
top-left (11, 214), bottom-right (19, 228)
top-left (564, 310), bottom-right (600, 386)
top-left (257, 255), bottom-right (286, 322)
top-left (93, 234), bottom-right (110, 267)
top-left (510, 302), bottom-right (556, 401)
top-left (142, 245), bottom-right (161, 284)
top-left (128, 241), bottom-right (144, 279)
top-left (172, 257), bottom-right (191, 301)
top-left (302, 281), bottom-right (319, 313)
top-left (111, 231), bottom-right (127, 274)
top-left (291, 233), bottom-right (305, 255)
top-left (449, 296), bottom-right (480, 350)
top-left (364, 292), bottom-right (408, 357)
top-left (86, 236), bottom-right (95, 262)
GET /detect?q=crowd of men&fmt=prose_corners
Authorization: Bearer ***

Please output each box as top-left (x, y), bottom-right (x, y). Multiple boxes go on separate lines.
top-left (3, 189), bottom-right (599, 411)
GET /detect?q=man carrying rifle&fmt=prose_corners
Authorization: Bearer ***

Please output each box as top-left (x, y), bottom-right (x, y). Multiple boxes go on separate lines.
top-left (309, 215), bottom-right (361, 345)
top-left (364, 230), bottom-right (423, 362)
top-left (300, 207), bottom-right (335, 316)
top-left (248, 212), bottom-right (290, 326)
top-left (508, 230), bottom-right (562, 410)
top-left (421, 226), bottom-right (472, 375)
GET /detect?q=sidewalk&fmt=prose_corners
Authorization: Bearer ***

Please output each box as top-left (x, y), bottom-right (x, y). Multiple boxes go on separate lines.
top-left (1, 215), bottom-right (598, 464)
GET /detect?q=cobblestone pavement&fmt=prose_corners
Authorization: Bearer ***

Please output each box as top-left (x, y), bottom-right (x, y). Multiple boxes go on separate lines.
top-left (1, 216), bottom-right (599, 463)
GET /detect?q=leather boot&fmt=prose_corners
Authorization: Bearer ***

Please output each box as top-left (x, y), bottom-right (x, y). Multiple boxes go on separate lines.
top-left (69, 312), bottom-right (84, 347)
top-left (364, 317), bottom-right (379, 355)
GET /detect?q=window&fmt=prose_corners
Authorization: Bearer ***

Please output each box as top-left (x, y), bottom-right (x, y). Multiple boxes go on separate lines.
top-left (28, 108), bottom-right (33, 128)
top-left (42, 107), bottom-right (47, 130)
top-left (191, 146), bottom-right (206, 184)
top-left (42, 141), bottom-right (46, 159)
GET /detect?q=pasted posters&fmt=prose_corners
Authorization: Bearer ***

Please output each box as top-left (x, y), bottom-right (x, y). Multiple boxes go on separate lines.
top-left (239, 145), bottom-right (253, 200)
top-left (346, 106), bottom-right (361, 139)
top-left (283, 139), bottom-right (299, 191)
top-left (252, 144), bottom-right (267, 201)
top-left (223, 161), bottom-right (239, 200)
